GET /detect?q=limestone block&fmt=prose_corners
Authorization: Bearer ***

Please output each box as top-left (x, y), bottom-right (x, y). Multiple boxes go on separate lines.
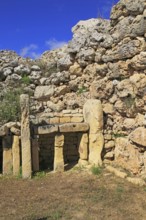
top-left (12, 136), bottom-right (20, 176)
top-left (78, 133), bottom-right (88, 160)
top-left (104, 141), bottom-right (115, 149)
top-left (78, 159), bottom-right (88, 166)
top-left (49, 117), bottom-right (60, 124)
top-left (3, 136), bottom-right (13, 175)
top-left (71, 116), bottom-right (84, 123)
top-left (129, 127), bottom-right (146, 147)
top-left (104, 151), bottom-right (114, 160)
top-left (54, 134), bottom-right (63, 147)
top-left (126, 177), bottom-right (145, 186)
top-left (83, 99), bottom-right (104, 166)
top-left (69, 62), bottom-right (82, 76)
top-left (59, 123), bottom-right (89, 133)
top-left (32, 137), bottom-right (39, 172)
top-left (60, 116), bottom-right (71, 123)
top-left (20, 94), bottom-right (32, 179)
top-left (54, 134), bottom-right (64, 172)
top-left (34, 125), bottom-right (58, 135)
top-left (89, 133), bottom-right (104, 166)
top-left (0, 125), bottom-right (8, 137)
top-left (106, 166), bottom-right (127, 179)
top-left (34, 85), bottom-right (54, 101)
top-left (83, 99), bottom-right (103, 133)
top-left (115, 137), bottom-right (142, 174)
top-left (10, 127), bottom-right (21, 136)
top-left (103, 103), bottom-right (114, 114)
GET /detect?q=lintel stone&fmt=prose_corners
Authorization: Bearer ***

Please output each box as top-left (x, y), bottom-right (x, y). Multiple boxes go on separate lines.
top-left (34, 124), bottom-right (58, 135)
top-left (59, 123), bottom-right (89, 133)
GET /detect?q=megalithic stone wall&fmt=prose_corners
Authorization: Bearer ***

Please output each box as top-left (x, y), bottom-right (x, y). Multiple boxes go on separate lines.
top-left (83, 99), bottom-right (104, 166)
top-left (20, 94), bottom-right (32, 179)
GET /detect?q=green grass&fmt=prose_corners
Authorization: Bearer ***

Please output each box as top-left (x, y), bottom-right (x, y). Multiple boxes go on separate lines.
top-left (91, 166), bottom-right (103, 175)
top-left (77, 86), bottom-right (87, 95)
top-left (21, 74), bottom-right (31, 85)
top-left (33, 171), bottom-right (46, 179)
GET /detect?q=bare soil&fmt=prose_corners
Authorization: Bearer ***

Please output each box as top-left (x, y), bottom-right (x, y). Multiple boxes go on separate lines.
top-left (0, 168), bottom-right (146, 220)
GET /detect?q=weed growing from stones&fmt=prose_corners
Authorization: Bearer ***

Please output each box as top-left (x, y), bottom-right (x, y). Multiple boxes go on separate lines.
top-left (91, 166), bottom-right (103, 175)
top-left (21, 74), bottom-right (31, 85)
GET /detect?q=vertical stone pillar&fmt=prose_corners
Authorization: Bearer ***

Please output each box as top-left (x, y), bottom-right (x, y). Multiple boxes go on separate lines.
top-left (3, 135), bottom-right (13, 175)
top-left (83, 99), bottom-right (104, 166)
top-left (78, 133), bottom-right (88, 166)
top-left (32, 136), bottom-right (39, 172)
top-left (12, 135), bottom-right (20, 176)
top-left (54, 134), bottom-right (64, 172)
top-left (20, 94), bottom-right (32, 179)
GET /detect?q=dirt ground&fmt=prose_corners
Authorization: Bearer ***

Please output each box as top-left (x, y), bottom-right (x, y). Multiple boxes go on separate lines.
top-left (0, 168), bottom-right (146, 220)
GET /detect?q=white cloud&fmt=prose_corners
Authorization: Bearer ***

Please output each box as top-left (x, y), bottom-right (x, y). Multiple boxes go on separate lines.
top-left (20, 44), bottom-right (41, 59)
top-left (46, 38), bottom-right (67, 50)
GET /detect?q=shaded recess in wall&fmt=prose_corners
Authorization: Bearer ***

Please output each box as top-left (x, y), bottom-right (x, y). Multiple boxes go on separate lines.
top-left (38, 133), bottom-right (80, 171)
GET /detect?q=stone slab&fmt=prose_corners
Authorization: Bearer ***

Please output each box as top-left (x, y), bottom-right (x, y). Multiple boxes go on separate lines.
top-left (0, 125), bottom-right (8, 137)
top-left (12, 136), bottom-right (20, 176)
top-left (34, 124), bottom-right (58, 135)
top-left (59, 123), bottom-right (89, 133)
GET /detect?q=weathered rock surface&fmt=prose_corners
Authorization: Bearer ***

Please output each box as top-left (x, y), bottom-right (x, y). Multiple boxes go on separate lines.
top-left (54, 134), bottom-right (64, 172)
top-left (34, 85), bottom-right (55, 100)
top-left (1, 0), bottom-right (146, 176)
top-left (129, 127), bottom-right (146, 147)
top-left (83, 100), bottom-right (104, 166)
top-left (115, 137), bottom-right (142, 174)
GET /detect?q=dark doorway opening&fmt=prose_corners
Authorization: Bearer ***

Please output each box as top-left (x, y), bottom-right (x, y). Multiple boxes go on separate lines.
top-left (39, 134), bottom-right (55, 172)
top-left (63, 132), bottom-right (80, 171)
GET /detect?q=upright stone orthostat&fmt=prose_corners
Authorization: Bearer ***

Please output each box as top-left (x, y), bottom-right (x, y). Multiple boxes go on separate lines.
top-left (54, 134), bottom-right (64, 172)
top-left (78, 133), bottom-right (88, 165)
top-left (20, 94), bottom-right (32, 179)
top-left (83, 99), bottom-right (104, 166)
top-left (3, 135), bottom-right (13, 175)
top-left (12, 135), bottom-right (20, 176)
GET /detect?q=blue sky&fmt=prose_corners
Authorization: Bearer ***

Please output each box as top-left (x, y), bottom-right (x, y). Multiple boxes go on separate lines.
top-left (0, 0), bottom-right (119, 58)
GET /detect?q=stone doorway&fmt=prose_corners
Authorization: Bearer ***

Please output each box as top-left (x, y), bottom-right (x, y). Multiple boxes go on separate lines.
top-left (38, 134), bottom-right (55, 171)
top-left (38, 132), bottom-right (81, 172)
top-left (63, 132), bottom-right (80, 171)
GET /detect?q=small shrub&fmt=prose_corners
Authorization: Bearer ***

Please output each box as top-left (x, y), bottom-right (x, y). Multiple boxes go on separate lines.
top-left (21, 74), bottom-right (31, 85)
top-left (112, 132), bottom-right (127, 139)
top-left (91, 166), bottom-right (103, 175)
top-left (0, 88), bottom-right (23, 124)
top-left (124, 95), bottom-right (135, 109)
top-left (116, 185), bottom-right (124, 193)
top-left (17, 166), bottom-right (22, 179)
top-left (77, 86), bottom-right (87, 95)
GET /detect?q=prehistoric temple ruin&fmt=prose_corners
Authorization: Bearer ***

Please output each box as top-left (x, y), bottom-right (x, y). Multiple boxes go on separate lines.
top-left (0, 0), bottom-right (146, 179)
top-left (0, 95), bottom-right (104, 178)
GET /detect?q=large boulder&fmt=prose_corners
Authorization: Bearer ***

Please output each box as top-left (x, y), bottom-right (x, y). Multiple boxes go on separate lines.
top-left (102, 37), bottom-right (145, 62)
top-left (115, 137), bottom-right (142, 174)
top-left (129, 127), bottom-right (146, 147)
top-left (34, 85), bottom-right (55, 101)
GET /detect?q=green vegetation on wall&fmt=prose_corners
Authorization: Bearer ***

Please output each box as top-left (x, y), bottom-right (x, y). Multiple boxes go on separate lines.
top-left (0, 88), bottom-right (23, 124)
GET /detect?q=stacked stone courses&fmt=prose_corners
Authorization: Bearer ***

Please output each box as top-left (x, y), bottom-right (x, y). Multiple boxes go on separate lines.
top-left (0, 0), bottom-right (146, 177)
